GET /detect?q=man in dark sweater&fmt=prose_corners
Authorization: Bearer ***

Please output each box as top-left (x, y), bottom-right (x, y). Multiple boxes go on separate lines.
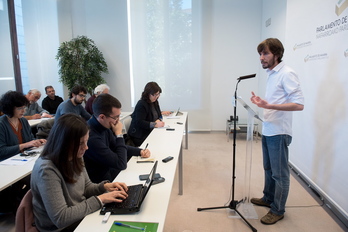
top-left (41, 85), bottom-right (63, 114)
top-left (84, 94), bottom-right (150, 183)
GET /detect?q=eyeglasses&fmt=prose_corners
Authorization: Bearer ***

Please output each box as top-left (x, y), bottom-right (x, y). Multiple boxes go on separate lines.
top-left (106, 115), bottom-right (120, 120)
top-left (78, 94), bottom-right (87, 98)
top-left (152, 93), bottom-right (160, 97)
top-left (31, 94), bottom-right (40, 100)
top-left (16, 106), bottom-right (26, 111)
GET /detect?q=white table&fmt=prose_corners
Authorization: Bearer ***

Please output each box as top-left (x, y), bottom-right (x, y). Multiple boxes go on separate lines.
top-left (0, 146), bottom-right (43, 191)
top-left (75, 112), bottom-right (188, 232)
top-left (0, 113), bottom-right (133, 192)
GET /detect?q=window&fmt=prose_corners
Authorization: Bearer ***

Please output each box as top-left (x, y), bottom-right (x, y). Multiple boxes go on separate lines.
top-left (128, 0), bottom-right (202, 110)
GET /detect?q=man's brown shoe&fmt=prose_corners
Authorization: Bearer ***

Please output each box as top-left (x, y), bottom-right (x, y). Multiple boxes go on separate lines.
top-left (260, 211), bottom-right (284, 225)
top-left (250, 198), bottom-right (271, 208)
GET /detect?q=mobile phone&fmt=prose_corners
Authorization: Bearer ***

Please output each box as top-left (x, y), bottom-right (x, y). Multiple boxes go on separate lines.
top-left (139, 173), bottom-right (161, 180)
top-left (162, 156), bottom-right (174, 163)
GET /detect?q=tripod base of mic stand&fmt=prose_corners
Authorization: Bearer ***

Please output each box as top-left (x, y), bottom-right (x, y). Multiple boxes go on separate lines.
top-left (228, 202), bottom-right (258, 219)
top-left (197, 200), bottom-right (258, 232)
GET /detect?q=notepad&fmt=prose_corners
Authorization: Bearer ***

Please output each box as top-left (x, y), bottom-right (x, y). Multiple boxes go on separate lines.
top-left (137, 156), bottom-right (156, 163)
top-left (0, 155), bottom-right (35, 166)
top-left (109, 220), bottom-right (158, 232)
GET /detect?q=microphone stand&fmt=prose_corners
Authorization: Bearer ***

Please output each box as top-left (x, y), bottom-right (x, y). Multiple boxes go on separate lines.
top-left (197, 79), bottom-right (257, 232)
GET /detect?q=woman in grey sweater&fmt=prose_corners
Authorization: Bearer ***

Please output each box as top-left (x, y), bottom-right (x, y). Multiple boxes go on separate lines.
top-left (31, 114), bottom-right (129, 232)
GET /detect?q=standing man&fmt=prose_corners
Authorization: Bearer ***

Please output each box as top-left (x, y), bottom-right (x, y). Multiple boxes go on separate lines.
top-left (84, 93), bottom-right (150, 183)
top-left (250, 38), bottom-right (304, 225)
top-left (85, 84), bottom-right (110, 115)
top-left (55, 85), bottom-right (91, 121)
top-left (41, 85), bottom-right (63, 114)
top-left (24, 89), bottom-right (53, 120)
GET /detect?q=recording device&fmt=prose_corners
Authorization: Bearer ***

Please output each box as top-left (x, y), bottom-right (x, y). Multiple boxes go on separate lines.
top-left (139, 173), bottom-right (161, 180)
top-left (20, 151), bottom-right (39, 156)
top-left (237, 73), bottom-right (256, 81)
top-left (152, 177), bottom-right (165, 185)
top-left (162, 156), bottom-right (174, 163)
top-left (139, 173), bottom-right (164, 185)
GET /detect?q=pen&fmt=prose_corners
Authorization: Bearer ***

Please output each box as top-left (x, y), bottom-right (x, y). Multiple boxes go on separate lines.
top-left (144, 143), bottom-right (149, 150)
top-left (11, 159), bottom-right (28, 161)
top-left (114, 222), bottom-right (145, 231)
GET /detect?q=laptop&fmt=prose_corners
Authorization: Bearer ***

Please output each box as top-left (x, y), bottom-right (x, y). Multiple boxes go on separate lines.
top-left (100, 161), bottom-right (158, 215)
top-left (175, 107), bottom-right (183, 116)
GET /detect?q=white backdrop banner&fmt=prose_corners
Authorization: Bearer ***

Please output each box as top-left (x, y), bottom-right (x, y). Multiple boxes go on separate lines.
top-left (286, 0), bottom-right (348, 220)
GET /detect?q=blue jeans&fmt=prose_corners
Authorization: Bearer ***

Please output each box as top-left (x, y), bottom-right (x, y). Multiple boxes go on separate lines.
top-left (261, 134), bottom-right (292, 215)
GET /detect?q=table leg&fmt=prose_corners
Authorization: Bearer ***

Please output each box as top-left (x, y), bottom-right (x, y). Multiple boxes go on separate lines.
top-left (179, 144), bottom-right (183, 195)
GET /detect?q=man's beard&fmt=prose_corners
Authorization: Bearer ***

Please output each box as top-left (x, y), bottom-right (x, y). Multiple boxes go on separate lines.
top-left (73, 97), bottom-right (81, 105)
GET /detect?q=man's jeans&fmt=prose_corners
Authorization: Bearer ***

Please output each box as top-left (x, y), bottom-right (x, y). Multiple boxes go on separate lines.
top-left (261, 134), bottom-right (292, 215)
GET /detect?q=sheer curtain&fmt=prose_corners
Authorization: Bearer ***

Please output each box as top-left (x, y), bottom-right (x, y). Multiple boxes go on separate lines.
top-left (128, 0), bottom-right (204, 111)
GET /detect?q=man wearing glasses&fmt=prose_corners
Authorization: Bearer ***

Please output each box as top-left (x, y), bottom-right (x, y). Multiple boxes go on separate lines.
top-left (24, 89), bottom-right (53, 120)
top-left (84, 93), bottom-right (151, 183)
top-left (55, 85), bottom-right (91, 121)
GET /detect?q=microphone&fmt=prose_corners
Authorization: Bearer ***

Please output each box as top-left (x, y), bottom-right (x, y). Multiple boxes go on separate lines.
top-left (237, 74), bottom-right (256, 81)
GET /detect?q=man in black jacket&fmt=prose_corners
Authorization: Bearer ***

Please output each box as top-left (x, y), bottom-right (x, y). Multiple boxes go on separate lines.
top-left (41, 86), bottom-right (63, 114)
top-left (84, 93), bottom-right (150, 183)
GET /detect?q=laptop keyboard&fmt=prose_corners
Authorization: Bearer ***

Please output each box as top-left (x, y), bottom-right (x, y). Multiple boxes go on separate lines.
top-left (119, 185), bottom-right (142, 208)
top-left (107, 184), bottom-right (143, 211)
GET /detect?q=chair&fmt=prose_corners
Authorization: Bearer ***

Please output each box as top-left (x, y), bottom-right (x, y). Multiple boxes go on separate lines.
top-left (36, 118), bottom-right (55, 139)
top-left (122, 116), bottom-right (132, 135)
top-left (15, 190), bottom-right (38, 232)
top-left (122, 116), bottom-right (135, 146)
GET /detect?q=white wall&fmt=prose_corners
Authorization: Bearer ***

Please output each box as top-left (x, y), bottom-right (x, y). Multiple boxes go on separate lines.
top-left (208, 0), bottom-right (262, 130)
top-left (285, 0), bottom-right (348, 222)
top-left (260, 0), bottom-right (348, 223)
top-left (57, 0), bottom-right (132, 110)
top-left (21, 0), bottom-right (63, 103)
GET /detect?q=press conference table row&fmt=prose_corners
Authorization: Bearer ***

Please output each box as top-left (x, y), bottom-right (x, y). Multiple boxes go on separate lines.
top-left (0, 112), bottom-right (133, 192)
top-left (75, 112), bottom-right (188, 232)
top-left (0, 112), bottom-right (188, 232)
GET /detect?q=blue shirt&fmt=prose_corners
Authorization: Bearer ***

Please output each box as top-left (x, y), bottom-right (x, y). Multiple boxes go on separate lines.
top-left (55, 99), bottom-right (91, 121)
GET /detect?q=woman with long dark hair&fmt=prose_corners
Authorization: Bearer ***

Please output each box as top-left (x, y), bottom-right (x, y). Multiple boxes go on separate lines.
top-left (127, 82), bottom-right (171, 147)
top-left (31, 114), bottom-right (128, 231)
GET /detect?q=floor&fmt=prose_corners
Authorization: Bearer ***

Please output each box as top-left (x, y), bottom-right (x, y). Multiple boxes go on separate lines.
top-left (163, 132), bottom-right (347, 232)
top-left (0, 132), bottom-right (346, 232)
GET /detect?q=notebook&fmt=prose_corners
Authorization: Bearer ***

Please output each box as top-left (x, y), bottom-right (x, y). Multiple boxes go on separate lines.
top-left (100, 161), bottom-right (158, 215)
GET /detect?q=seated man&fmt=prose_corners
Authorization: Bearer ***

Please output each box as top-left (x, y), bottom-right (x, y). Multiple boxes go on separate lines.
top-left (55, 85), bottom-right (91, 121)
top-left (85, 84), bottom-right (110, 115)
top-left (84, 93), bottom-right (150, 183)
top-left (24, 89), bottom-right (53, 120)
top-left (41, 85), bottom-right (64, 114)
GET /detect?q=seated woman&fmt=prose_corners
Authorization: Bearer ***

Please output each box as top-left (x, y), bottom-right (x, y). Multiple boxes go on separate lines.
top-left (0, 90), bottom-right (46, 161)
top-left (0, 90), bottom-right (46, 213)
top-left (31, 114), bottom-right (129, 231)
top-left (127, 82), bottom-right (171, 147)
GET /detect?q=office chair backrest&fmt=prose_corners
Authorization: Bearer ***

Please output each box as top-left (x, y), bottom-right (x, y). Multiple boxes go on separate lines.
top-left (15, 190), bottom-right (38, 232)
